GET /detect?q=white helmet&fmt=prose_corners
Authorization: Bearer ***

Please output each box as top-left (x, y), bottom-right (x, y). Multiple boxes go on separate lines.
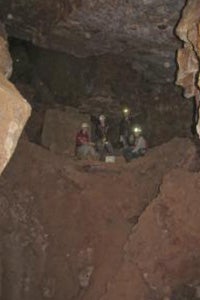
top-left (81, 122), bottom-right (89, 129)
top-left (99, 114), bottom-right (105, 121)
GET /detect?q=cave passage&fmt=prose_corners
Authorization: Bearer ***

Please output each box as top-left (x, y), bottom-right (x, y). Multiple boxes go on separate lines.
top-left (8, 34), bottom-right (193, 152)
top-left (2, 1), bottom-right (200, 300)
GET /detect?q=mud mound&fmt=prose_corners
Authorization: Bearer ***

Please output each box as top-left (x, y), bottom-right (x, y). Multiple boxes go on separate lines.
top-left (0, 137), bottom-right (199, 300)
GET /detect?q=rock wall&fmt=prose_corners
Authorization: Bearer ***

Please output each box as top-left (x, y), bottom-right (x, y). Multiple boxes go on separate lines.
top-left (176, 0), bottom-right (200, 138)
top-left (0, 25), bottom-right (31, 175)
top-left (176, 0), bottom-right (200, 99)
top-left (101, 169), bottom-right (200, 300)
top-left (0, 0), bottom-right (184, 85)
top-left (9, 41), bottom-right (192, 147)
top-left (41, 107), bottom-right (90, 154)
top-left (0, 23), bottom-right (12, 78)
top-left (0, 0), bottom-right (192, 147)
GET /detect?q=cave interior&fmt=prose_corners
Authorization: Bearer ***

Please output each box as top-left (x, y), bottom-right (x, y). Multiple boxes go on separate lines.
top-left (1, 1), bottom-right (200, 300)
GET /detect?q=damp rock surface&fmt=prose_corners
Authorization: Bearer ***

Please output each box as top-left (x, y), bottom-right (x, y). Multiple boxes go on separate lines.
top-left (0, 136), bottom-right (200, 299)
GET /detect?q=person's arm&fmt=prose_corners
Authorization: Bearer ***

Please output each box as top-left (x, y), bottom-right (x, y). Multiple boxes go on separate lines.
top-left (76, 133), bottom-right (88, 145)
top-left (132, 142), bottom-right (140, 153)
top-left (132, 137), bottom-right (146, 153)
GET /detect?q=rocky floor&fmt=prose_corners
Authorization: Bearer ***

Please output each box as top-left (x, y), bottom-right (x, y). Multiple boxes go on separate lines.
top-left (0, 136), bottom-right (200, 300)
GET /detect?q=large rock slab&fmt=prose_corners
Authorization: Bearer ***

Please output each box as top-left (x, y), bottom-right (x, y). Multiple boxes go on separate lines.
top-left (101, 169), bottom-right (200, 300)
top-left (41, 107), bottom-right (90, 154)
top-left (0, 26), bottom-right (31, 175)
top-left (0, 73), bottom-right (31, 174)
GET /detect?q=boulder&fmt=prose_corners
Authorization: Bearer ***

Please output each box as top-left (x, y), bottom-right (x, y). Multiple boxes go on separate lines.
top-left (101, 169), bottom-right (200, 300)
top-left (0, 27), bottom-right (31, 175)
top-left (0, 73), bottom-right (31, 174)
top-left (41, 107), bottom-right (90, 154)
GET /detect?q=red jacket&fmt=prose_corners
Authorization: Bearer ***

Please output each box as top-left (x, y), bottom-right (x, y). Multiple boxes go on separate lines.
top-left (76, 130), bottom-right (89, 147)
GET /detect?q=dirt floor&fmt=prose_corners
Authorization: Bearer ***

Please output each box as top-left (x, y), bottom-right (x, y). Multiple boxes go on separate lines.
top-left (0, 136), bottom-right (200, 300)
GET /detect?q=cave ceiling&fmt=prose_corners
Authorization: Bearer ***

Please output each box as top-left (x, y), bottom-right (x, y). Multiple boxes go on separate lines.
top-left (0, 0), bottom-right (185, 84)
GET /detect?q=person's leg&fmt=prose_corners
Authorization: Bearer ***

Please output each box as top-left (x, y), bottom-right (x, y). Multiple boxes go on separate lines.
top-left (132, 149), bottom-right (146, 159)
top-left (105, 142), bottom-right (114, 155)
top-left (120, 135), bottom-right (128, 148)
top-left (123, 147), bottom-right (133, 162)
top-left (88, 145), bottom-right (97, 159)
top-left (131, 152), bottom-right (140, 159)
top-left (76, 146), bottom-right (83, 159)
top-left (76, 145), bottom-right (89, 159)
top-left (96, 141), bottom-right (105, 161)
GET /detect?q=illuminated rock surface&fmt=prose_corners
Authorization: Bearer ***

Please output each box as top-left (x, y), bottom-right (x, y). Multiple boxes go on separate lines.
top-left (0, 24), bottom-right (30, 174)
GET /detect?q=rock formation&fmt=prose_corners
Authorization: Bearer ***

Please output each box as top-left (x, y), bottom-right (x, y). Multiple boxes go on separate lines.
top-left (8, 40), bottom-right (192, 147)
top-left (41, 107), bottom-right (90, 154)
top-left (176, 0), bottom-right (200, 99)
top-left (0, 136), bottom-right (199, 300)
top-left (0, 23), bottom-right (12, 78)
top-left (0, 1), bottom-right (200, 300)
top-left (0, 24), bottom-right (31, 174)
top-left (0, 0), bottom-right (192, 147)
top-left (101, 169), bottom-right (200, 300)
top-left (176, 0), bottom-right (200, 137)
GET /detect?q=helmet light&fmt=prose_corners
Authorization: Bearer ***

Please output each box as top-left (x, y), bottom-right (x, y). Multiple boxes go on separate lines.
top-left (123, 107), bottom-right (130, 114)
top-left (133, 126), bottom-right (142, 133)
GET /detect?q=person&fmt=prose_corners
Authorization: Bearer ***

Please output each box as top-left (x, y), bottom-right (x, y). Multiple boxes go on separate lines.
top-left (75, 123), bottom-right (97, 159)
top-left (123, 125), bottom-right (147, 162)
top-left (95, 114), bottom-right (114, 160)
top-left (119, 107), bottom-right (134, 148)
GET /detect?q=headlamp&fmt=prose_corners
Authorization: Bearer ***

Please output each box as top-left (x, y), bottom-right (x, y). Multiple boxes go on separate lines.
top-left (133, 126), bottom-right (142, 133)
top-left (123, 108), bottom-right (129, 114)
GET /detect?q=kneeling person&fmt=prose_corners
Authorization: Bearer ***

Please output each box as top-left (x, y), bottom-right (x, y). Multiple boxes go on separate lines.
top-left (123, 125), bottom-right (147, 162)
top-left (76, 123), bottom-right (96, 159)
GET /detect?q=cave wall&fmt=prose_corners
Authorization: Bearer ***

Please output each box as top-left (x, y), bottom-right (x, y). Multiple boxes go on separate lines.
top-left (175, 0), bottom-right (200, 139)
top-left (9, 40), bottom-right (192, 147)
top-left (1, 1), bottom-right (200, 300)
top-left (0, 0), bottom-right (192, 147)
top-left (176, 0), bottom-right (200, 99)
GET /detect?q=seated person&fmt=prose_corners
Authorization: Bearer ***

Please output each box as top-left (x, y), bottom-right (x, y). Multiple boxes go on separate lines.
top-left (95, 114), bottom-right (114, 161)
top-left (75, 123), bottom-right (97, 159)
top-left (123, 125), bottom-right (147, 162)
